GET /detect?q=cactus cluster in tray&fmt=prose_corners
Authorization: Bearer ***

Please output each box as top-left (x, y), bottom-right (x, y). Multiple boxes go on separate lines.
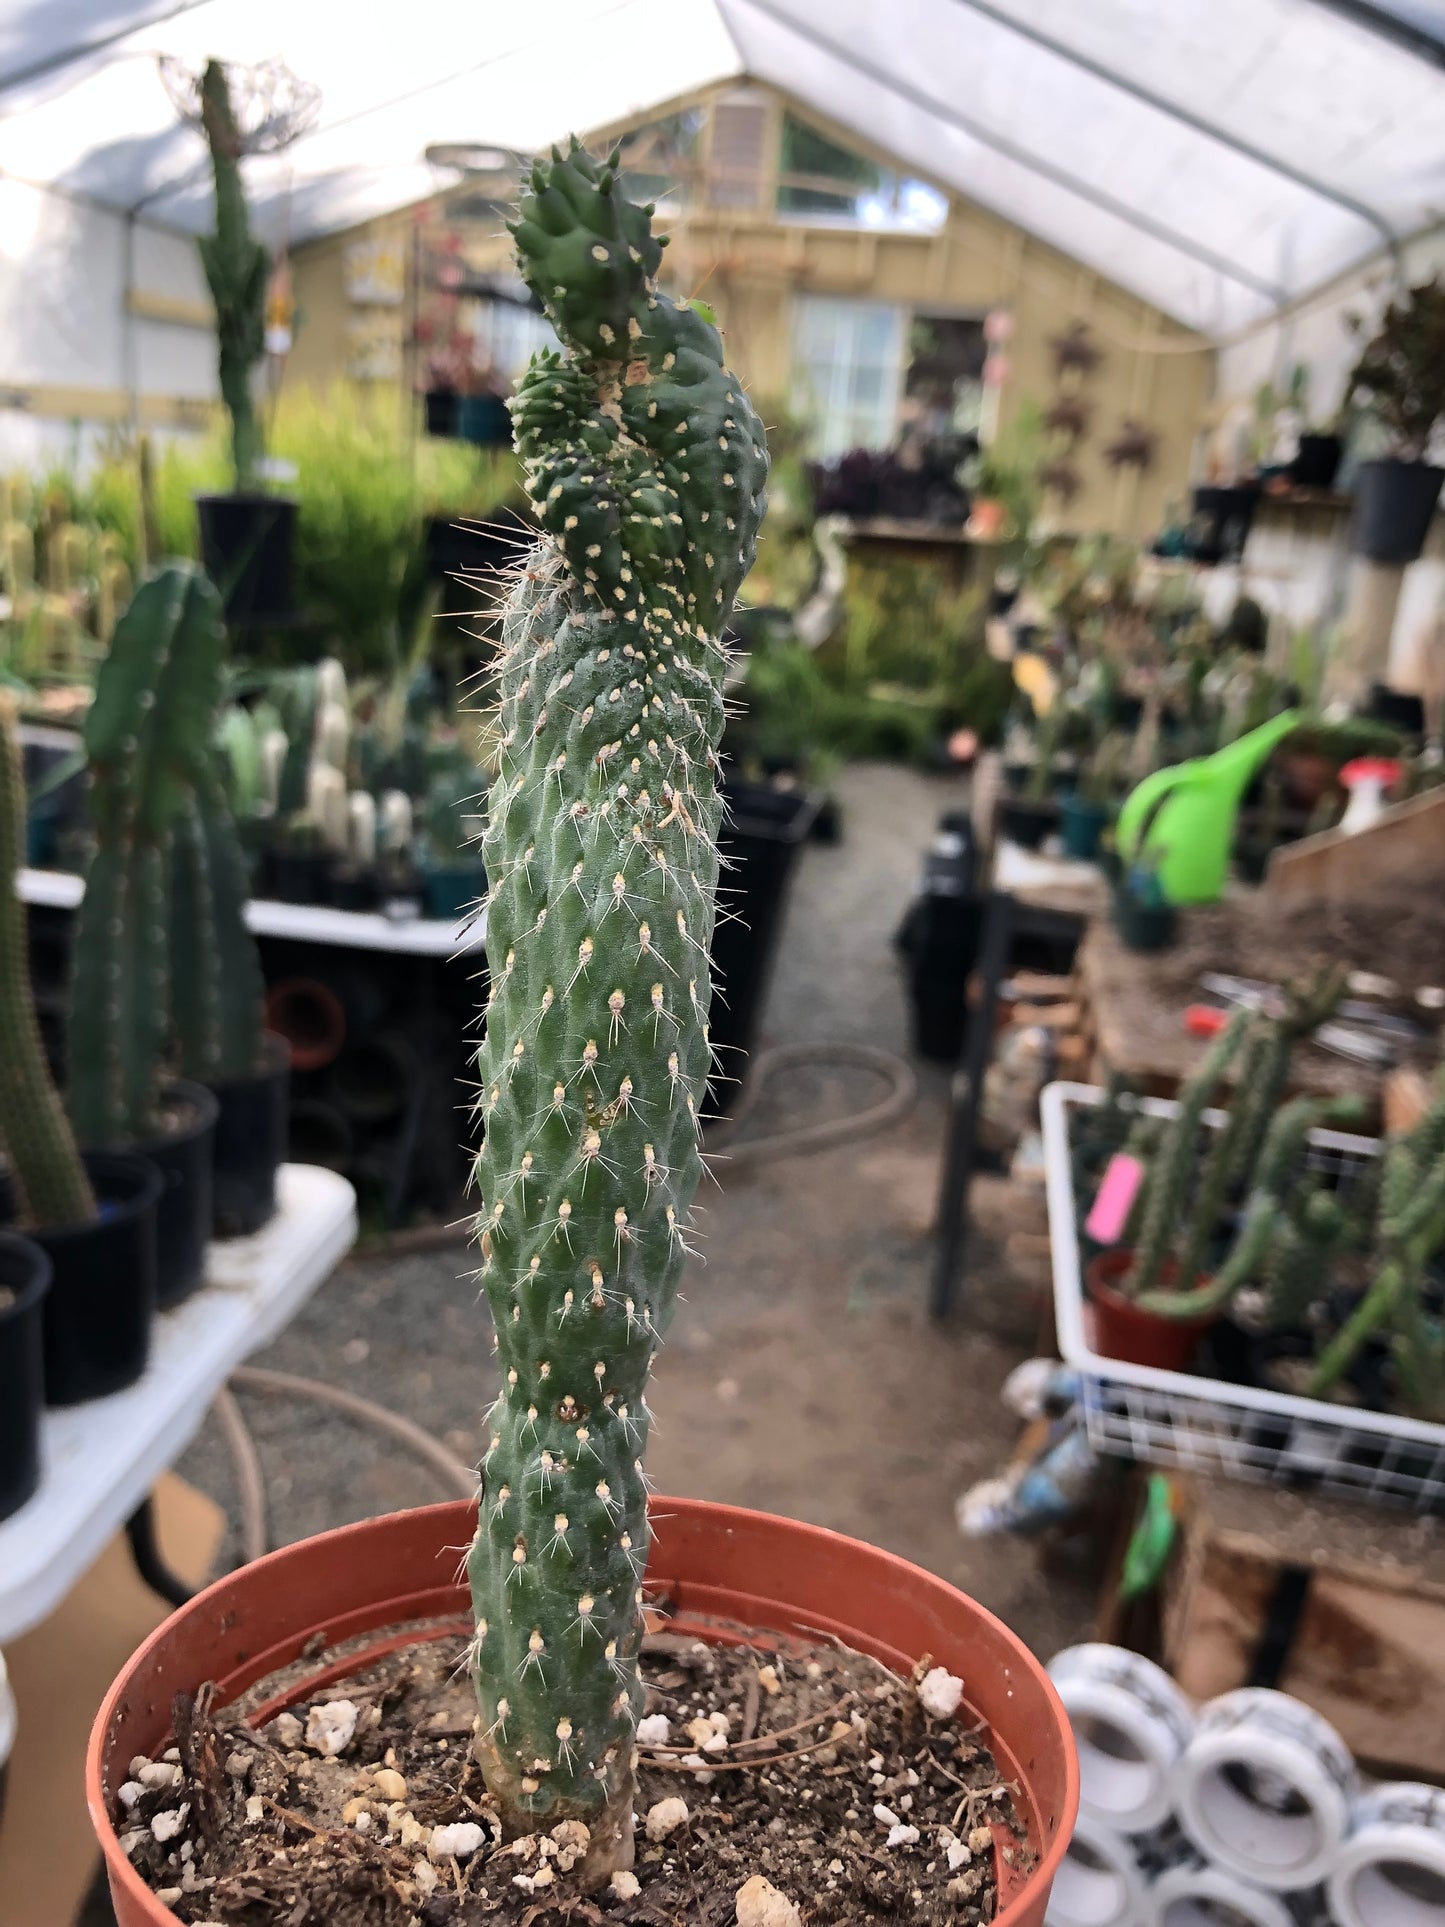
top-left (1124, 970), bottom-right (1345, 1313)
top-left (465, 139), bottom-right (767, 1880)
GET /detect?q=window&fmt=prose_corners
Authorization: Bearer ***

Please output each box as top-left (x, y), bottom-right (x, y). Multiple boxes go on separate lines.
top-left (791, 296), bottom-right (907, 458)
top-left (776, 115), bottom-right (946, 234)
top-left (904, 315), bottom-right (986, 437)
top-left (615, 110), bottom-right (705, 219)
top-left (468, 292), bottom-right (558, 385)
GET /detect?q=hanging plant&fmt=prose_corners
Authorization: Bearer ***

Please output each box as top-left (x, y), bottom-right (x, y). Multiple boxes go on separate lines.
top-left (1104, 420), bottom-right (1159, 472)
top-left (1043, 393), bottom-right (1092, 443)
top-left (1049, 320), bottom-right (1104, 380)
top-left (1039, 457), bottom-right (1083, 503)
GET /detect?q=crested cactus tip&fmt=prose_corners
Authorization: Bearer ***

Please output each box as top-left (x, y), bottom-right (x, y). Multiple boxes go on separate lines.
top-left (466, 141), bottom-right (767, 1880)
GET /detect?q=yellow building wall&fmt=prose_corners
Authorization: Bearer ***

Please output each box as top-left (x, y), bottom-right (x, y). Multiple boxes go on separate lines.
top-left (287, 88), bottom-right (1214, 541)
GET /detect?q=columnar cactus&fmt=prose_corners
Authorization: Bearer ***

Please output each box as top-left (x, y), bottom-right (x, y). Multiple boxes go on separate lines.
top-left (465, 141), bottom-right (767, 1881)
top-left (0, 693), bottom-right (96, 1227)
top-left (197, 59), bottom-right (269, 490)
top-left (169, 762), bottom-right (268, 1085)
top-left (68, 565), bottom-right (225, 1145)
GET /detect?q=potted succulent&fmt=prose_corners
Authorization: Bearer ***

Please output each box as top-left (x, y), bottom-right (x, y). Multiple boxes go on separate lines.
top-left (1060, 731), bottom-right (1127, 861)
top-left (1347, 275), bottom-right (1445, 563)
top-left (190, 60), bottom-right (297, 621)
top-left (0, 694), bottom-right (163, 1410)
top-left (87, 142), bottom-right (1076, 1926)
top-left (1111, 847), bottom-right (1175, 951)
top-left (65, 566), bottom-right (227, 1310)
top-left (1085, 980), bottom-right (1343, 1370)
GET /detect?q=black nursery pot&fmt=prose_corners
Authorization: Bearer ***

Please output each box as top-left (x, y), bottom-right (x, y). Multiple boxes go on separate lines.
top-left (0, 1233), bottom-right (51, 1523)
top-left (1353, 458), bottom-right (1445, 565)
top-left (195, 493), bottom-right (297, 624)
top-left (1289, 434), bottom-right (1342, 492)
top-left (129, 1081), bottom-right (218, 1310)
top-left (996, 795), bottom-right (1058, 850)
top-left (209, 1034), bottom-right (291, 1240)
top-left (270, 846), bottom-right (334, 906)
top-left (35, 1152), bottom-right (162, 1406)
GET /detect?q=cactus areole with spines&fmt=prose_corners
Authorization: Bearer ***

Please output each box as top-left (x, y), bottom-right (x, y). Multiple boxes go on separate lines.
top-left (466, 141), bottom-right (767, 1880)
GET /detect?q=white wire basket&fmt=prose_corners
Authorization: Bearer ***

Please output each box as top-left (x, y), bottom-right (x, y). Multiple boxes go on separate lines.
top-left (1041, 1080), bottom-right (1445, 1513)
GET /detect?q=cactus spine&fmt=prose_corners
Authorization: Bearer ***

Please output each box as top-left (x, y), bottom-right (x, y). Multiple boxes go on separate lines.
top-left (68, 566), bottom-right (225, 1145)
top-left (465, 141), bottom-right (767, 1879)
top-left (197, 59), bottom-right (269, 489)
top-left (0, 694), bottom-right (96, 1226)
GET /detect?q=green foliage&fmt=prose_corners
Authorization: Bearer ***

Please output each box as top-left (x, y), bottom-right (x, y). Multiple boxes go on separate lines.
top-left (1348, 276), bottom-right (1445, 460)
top-left (467, 138), bottom-right (767, 1880)
top-left (0, 694), bottom-right (96, 1226)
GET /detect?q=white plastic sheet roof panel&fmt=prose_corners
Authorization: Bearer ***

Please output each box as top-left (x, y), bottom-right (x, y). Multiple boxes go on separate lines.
top-left (1, 0), bottom-right (1442, 338)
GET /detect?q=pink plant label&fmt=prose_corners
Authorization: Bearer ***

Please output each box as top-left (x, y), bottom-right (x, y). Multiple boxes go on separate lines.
top-left (1086, 1153), bottom-right (1146, 1246)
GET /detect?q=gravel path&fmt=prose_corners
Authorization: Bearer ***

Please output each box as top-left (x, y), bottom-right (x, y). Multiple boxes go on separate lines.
top-left (177, 761), bottom-right (1094, 1657)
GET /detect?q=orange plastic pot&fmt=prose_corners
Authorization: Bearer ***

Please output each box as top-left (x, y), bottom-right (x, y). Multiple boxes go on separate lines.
top-left (88, 1497), bottom-right (1077, 1925)
top-left (1086, 1248), bottom-right (1218, 1372)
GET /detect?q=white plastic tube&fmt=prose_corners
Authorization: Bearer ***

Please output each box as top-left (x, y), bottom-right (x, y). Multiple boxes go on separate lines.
top-left (1145, 1861), bottom-right (1297, 1927)
top-left (1328, 1782), bottom-right (1445, 1927)
top-left (1049, 1644), bottom-right (1196, 1834)
top-left (1044, 1811), bottom-right (1146, 1927)
top-left (1172, 1689), bottom-right (1355, 1892)
top-left (0, 1650), bottom-right (15, 1771)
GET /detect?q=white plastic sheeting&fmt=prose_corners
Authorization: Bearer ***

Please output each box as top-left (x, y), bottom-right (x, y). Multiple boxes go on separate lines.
top-left (1, 0), bottom-right (1442, 336)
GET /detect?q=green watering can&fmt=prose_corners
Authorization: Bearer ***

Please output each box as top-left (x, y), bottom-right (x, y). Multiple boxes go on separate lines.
top-left (1115, 710), bottom-right (1299, 905)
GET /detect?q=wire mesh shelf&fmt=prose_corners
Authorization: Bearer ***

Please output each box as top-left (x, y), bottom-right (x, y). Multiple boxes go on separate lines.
top-left (1041, 1081), bottom-right (1445, 1513)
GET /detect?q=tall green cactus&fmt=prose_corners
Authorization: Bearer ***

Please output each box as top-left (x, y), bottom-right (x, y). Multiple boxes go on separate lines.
top-left (465, 141), bottom-right (767, 1881)
top-left (170, 763), bottom-right (267, 1084)
top-left (197, 59), bottom-right (269, 490)
top-left (68, 566), bottom-right (225, 1145)
top-left (0, 694), bottom-right (95, 1227)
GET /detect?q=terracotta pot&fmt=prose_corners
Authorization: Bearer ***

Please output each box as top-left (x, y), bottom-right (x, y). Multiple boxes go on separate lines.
top-left (1085, 1248), bottom-right (1217, 1372)
top-left (88, 1497), bottom-right (1077, 1926)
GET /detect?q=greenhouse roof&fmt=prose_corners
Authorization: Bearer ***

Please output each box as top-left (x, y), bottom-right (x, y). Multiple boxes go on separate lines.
top-left (3, 0), bottom-right (1443, 338)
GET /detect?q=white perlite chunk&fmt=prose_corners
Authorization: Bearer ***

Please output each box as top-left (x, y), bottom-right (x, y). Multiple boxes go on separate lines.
top-left (735, 1873), bottom-right (803, 1927)
top-left (150, 1805), bottom-right (189, 1842)
top-left (644, 1796), bottom-right (690, 1840)
top-left (635, 1713), bottom-right (671, 1746)
top-left (244, 1796), bottom-right (264, 1825)
top-left (304, 1700), bottom-right (359, 1757)
top-left (429, 1821), bottom-right (486, 1860)
top-left (271, 1711), bottom-right (303, 1746)
top-left (138, 1760), bottom-right (184, 1790)
top-left (946, 1839), bottom-right (971, 1870)
top-left (873, 1802), bottom-right (901, 1828)
top-left (117, 1781), bottom-right (146, 1811)
top-left (918, 1666), bottom-right (965, 1719)
top-left (610, 1869), bottom-right (641, 1899)
top-left (887, 1823), bottom-right (921, 1847)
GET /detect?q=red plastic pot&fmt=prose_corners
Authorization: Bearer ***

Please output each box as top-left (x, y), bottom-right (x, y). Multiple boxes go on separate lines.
top-left (265, 977), bottom-right (347, 1071)
top-left (88, 1497), bottom-right (1077, 1925)
top-left (1086, 1248), bottom-right (1218, 1372)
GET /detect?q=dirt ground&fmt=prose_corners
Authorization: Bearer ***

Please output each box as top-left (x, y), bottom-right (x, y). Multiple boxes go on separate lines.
top-left (177, 761), bottom-right (1096, 1658)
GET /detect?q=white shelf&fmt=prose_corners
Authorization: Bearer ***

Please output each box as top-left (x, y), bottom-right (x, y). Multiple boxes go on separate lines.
top-left (18, 868), bottom-right (487, 957)
top-left (0, 1163), bottom-right (357, 1642)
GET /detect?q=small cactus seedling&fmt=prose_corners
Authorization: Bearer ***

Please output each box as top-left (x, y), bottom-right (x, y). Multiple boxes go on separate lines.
top-left (466, 140), bottom-right (767, 1882)
top-left (0, 693), bottom-right (96, 1227)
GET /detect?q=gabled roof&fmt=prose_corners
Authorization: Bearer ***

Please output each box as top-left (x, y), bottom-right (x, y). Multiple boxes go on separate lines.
top-left (2, 0), bottom-right (1442, 337)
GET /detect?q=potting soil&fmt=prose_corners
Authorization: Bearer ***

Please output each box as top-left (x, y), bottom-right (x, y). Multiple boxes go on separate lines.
top-left (118, 1627), bottom-right (1026, 1923)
